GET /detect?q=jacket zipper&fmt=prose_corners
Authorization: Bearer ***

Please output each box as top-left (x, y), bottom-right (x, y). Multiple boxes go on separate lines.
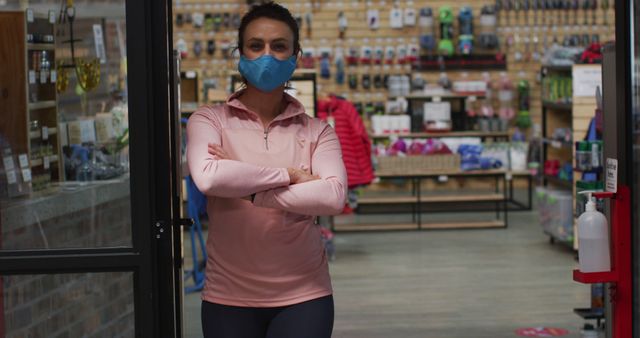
top-left (263, 127), bottom-right (270, 150)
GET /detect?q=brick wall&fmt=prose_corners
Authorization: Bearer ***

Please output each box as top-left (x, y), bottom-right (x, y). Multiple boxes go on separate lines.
top-left (2, 197), bottom-right (135, 337)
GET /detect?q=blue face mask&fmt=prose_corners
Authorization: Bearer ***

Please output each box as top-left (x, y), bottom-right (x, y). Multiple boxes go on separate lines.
top-left (238, 54), bottom-right (297, 92)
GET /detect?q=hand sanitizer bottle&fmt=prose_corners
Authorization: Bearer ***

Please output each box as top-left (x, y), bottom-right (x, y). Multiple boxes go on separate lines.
top-left (577, 191), bottom-right (611, 273)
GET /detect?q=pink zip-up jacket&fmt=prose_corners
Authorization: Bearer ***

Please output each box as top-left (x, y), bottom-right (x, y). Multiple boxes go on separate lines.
top-left (187, 90), bottom-right (347, 307)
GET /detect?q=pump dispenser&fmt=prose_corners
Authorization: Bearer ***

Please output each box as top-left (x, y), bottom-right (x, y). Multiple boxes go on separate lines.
top-left (577, 191), bottom-right (611, 272)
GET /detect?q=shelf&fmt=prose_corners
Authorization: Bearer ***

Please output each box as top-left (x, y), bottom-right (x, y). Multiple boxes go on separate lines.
top-left (30, 155), bottom-right (59, 167)
top-left (358, 193), bottom-right (504, 205)
top-left (574, 167), bottom-right (603, 173)
top-left (542, 64), bottom-right (573, 72)
top-left (544, 175), bottom-right (573, 190)
top-left (542, 101), bottom-right (573, 111)
top-left (573, 308), bottom-right (605, 320)
top-left (333, 223), bottom-right (419, 232)
top-left (390, 93), bottom-right (486, 100)
top-left (333, 220), bottom-right (505, 231)
top-left (376, 169), bottom-right (506, 179)
top-left (573, 269), bottom-right (618, 284)
top-left (29, 127), bottom-right (57, 139)
top-left (370, 131), bottom-right (509, 139)
top-left (28, 101), bottom-right (56, 110)
top-left (542, 138), bottom-right (573, 149)
top-left (27, 43), bottom-right (54, 51)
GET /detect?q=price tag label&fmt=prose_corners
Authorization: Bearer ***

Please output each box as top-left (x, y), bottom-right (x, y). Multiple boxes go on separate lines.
top-left (506, 172), bottom-right (513, 181)
top-left (50, 70), bottom-right (57, 83)
top-left (468, 96), bottom-right (477, 102)
top-left (48, 10), bottom-right (56, 24)
top-left (606, 158), bottom-right (618, 193)
top-left (551, 141), bottom-right (562, 149)
top-left (41, 126), bottom-right (49, 140)
top-left (3, 156), bottom-right (15, 171)
top-left (438, 175), bottom-right (448, 183)
top-left (18, 154), bottom-right (29, 168)
top-left (29, 71), bottom-right (36, 84)
top-left (43, 156), bottom-right (50, 169)
top-left (6, 170), bottom-right (17, 184)
top-left (433, 96), bottom-right (442, 102)
top-left (21, 168), bottom-right (32, 182)
top-left (40, 71), bottom-right (47, 84)
top-left (26, 9), bottom-right (34, 23)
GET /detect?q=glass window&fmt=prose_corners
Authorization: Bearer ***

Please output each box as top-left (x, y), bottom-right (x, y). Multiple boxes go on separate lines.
top-left (0, 1), bottom-right (131, 250)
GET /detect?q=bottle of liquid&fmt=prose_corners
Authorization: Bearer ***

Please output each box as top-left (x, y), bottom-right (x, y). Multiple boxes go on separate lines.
top-left (577, 191), bottom-right (611, 272)
top-left (76, 148), bottom-right (94, 184)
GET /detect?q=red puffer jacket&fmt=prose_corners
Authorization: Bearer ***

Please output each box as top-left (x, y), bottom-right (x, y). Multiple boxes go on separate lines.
top-left (317, 96), bottom-right (375, 188)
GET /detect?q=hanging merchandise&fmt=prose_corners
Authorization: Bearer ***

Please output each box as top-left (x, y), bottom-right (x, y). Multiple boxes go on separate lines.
top-left (497, 72), bottom-right (515, 120)
top-left (335, 56), bottom-right (345, 85)
top-left (185, 12), bottom-right (192, 25)
top-left (407, 43), bottom-right (419, 64)
top-left (222, 12), bottom-right (231, 29)
top-left (176, 13), bottom-right (184, 27)
top-left (348, 73), bottom-right (358, 89)
top-left (360, 45), bottom-right (373, 65)
top-left (384, 45), bottom-right (396, 65)
top-left (479, 72), bottom-right (494, 119)
top-left (404, 6), bottom-right (417, 26)
top-left (213, 13), bottom-right (223, 32)
top-left (374, 74), bottom-right (383, 89)
top-left (347, 44), bottom-right (359, 66)
top-left (295, 14), bottom-right (303, 31)
top-left (231, 13), bottom-right (241, 29)
top-left (193, 40), bottom-right (202, 57)
top-left (207, 39), bottom-right (216, 56)
top-left (458, 7), bottom-right (474, 55)
top-left (320, 52), bottom-right (331, 79)
top-left (367, 9), bottom-right (380, 30)
top-left (390, 5), bottom-right (404, 29)
top-left (373, 46), bottom-right (384, 65)
top-left (301, 47), bottom-right (315, 69)
top-left (305, 12), bottom-right (312, 38)
top-left (362, 74), bottom-right (371, 89)
top-left (176, 38), bottom-right (188, 59)
top-left (203, 13), bottom-right (213, 31)
top-left (438, 6), bottom-right (455, 56)
top-left (411, 74), bottom-right (426, 91)
top-left (515, 79), bottom-right (532, 129)
top-left (478, 5), bottom-right (499, 50)
top-left (418, 7), bottom-right (435, 52)
top-left (396, 44), bottom-right (408, 64)
top-left (338, 11), bottom-right (348, 39)
top-left (192, 12), bottom-right (204, 29)
top-left (219, 40), bottom-right (231, 60)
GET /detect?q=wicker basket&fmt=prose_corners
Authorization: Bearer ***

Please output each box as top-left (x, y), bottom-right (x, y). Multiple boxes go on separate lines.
top-left (376, 154), bottom-right (461, 175)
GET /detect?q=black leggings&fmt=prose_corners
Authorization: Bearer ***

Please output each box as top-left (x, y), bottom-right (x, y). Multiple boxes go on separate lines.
top-left (202, 295), bottom-right (334, 338)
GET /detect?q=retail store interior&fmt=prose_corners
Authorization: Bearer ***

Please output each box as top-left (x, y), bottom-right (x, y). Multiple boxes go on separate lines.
top-left (0, 0), bottom-right (620, 337)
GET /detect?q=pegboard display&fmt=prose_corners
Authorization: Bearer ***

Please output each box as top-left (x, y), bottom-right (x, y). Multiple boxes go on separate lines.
top-left (172, 0), bottom-right (615, 135)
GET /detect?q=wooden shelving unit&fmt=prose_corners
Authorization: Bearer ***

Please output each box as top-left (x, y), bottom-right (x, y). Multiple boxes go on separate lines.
top-left (369, 131), bottom-right (509, 139)
top-left (333, 170), bottom-right (508, 232)
top-left (0, 10), bottom-right (62, 196)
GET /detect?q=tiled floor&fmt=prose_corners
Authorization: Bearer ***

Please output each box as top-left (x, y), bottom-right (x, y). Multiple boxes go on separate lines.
top-left (182, 208), bottom-right (590, 338)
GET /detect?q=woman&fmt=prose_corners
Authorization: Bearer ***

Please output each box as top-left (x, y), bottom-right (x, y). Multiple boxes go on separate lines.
top-left (186, 2), bottom-right (347, 338)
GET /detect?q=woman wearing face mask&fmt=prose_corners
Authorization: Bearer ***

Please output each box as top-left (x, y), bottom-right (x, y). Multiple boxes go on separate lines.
top-left (186, 2), bottom-right (347, 338)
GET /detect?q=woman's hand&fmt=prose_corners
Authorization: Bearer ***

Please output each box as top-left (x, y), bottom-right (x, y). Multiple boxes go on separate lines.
top-left (208, 143), bottom-right (230, 160)
top-left (287, 168), bottom-right (320, 185)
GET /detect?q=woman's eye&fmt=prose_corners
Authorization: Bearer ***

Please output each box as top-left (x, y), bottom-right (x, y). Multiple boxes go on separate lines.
top-left (249, 44), bottom-right (263, 51)
top-left (272, 44), bottom-right (287, 51)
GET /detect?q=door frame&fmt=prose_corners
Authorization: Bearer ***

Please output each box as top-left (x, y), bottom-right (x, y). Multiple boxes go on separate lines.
top-left (0, 0), bottom-right (181, 336)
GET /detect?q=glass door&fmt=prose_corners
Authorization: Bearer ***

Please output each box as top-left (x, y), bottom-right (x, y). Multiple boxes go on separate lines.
top-left (622, 0), bottom-right (640, 335)
top-left (0, 0), bottom-right (181, 336)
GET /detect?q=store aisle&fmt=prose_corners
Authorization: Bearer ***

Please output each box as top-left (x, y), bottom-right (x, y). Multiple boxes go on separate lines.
top-left (184, 209), bottom-right (589, 338)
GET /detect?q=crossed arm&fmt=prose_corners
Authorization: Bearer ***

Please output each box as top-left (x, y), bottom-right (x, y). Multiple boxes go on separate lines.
top-left (187, 111), bottom-right (347, 216)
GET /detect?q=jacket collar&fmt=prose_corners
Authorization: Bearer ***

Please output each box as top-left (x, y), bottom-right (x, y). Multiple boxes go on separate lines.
top-left (226, 89), bottom-right (306, 123)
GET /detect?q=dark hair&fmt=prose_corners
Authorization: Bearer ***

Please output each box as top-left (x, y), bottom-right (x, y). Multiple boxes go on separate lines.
top-left (237, 2), bottom-right (301, 57)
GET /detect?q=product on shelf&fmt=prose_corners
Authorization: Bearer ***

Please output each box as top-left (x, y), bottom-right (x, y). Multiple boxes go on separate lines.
top-left (457, 7), bottom-right (474, 55)
top-left (438, 6), bottom-right (455, 56)
top-left (478, 5), bottom-right (498, 50)
top-left (418, 7), bottom-right (435, 52)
